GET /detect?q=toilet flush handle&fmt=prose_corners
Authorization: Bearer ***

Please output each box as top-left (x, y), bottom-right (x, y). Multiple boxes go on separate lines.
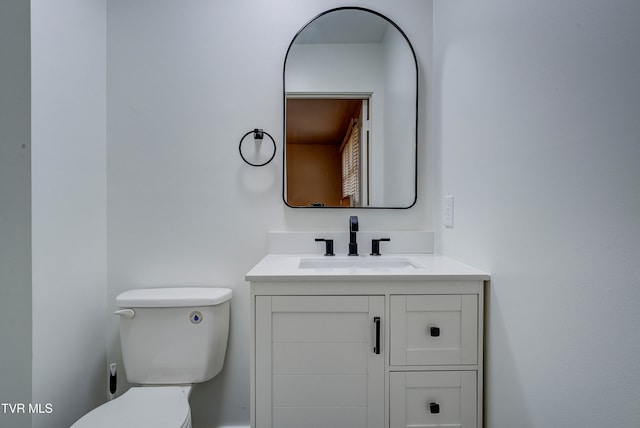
top-left (113, 308), bottom-right (135, 319)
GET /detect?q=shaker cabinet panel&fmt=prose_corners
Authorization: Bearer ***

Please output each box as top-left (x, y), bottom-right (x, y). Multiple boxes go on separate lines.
top-left (272, 312), bottom-right (369, 343)
top-left (273, 407), bottom-right (368, 428)
top-left (273, 374), bottom-right (368, 407)
top-left (390, 295), bottom-right (478, 366)
top-left (390, 371), bottom-right (477, 428)
top-left (255, 295), bottom-right (384, 428)
top-left (272, 342), bottom-right (369, 375)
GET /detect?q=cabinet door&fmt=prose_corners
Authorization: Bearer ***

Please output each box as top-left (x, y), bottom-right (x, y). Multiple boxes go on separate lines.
top-left (390, 295), bottom-right (478, 366)
top-left (390, 371), bottom-right (477, 428)
top-left (255, 295), bottom-right (384, 428)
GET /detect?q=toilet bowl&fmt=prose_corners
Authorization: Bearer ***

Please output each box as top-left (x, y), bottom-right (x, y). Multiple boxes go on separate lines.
top-left (70, 287), bottom-right (232, 428)
top-left (71, 386), bottom-right (192, 428)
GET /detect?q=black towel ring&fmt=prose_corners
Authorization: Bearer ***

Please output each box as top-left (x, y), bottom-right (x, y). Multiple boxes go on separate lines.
top-left (239, 129), bottom-right (276, 167)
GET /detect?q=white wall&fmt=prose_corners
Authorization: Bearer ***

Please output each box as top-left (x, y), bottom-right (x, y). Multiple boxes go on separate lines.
top-left (382, 27), bottom-right (417, 206)
top-left (106, 0), bottom-right (432, 426)
top-left (31, 0), bottom-right (108, 427)
top-left (434, 0), bottom-right (640, 426)
top-left (286, 44), bottom-right (384, 93)
top-left (0, 1), bottom-right (31, 427)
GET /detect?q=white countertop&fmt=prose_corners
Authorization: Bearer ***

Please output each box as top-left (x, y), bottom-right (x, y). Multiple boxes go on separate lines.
top-left (245, 254), bottom-right (490, 282)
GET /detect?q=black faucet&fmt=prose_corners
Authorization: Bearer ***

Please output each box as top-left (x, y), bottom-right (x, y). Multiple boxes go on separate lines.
top-left (348, 216), bottom-right (359, 256)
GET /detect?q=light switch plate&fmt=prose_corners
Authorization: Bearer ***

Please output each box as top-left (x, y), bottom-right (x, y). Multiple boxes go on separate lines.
top-left (444, 195), bottom-right (454, 228)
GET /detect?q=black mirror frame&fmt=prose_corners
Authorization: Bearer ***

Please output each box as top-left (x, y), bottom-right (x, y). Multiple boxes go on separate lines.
top-left (282, 6), bottom-right (419, 209)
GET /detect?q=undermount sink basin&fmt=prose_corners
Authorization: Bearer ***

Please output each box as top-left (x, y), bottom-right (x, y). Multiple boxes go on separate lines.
top-left (298, 256), bottom-right (423, 270)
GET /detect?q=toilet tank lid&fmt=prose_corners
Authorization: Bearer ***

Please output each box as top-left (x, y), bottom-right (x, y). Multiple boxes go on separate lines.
top-left (116, 287), bottom-right (232, 308)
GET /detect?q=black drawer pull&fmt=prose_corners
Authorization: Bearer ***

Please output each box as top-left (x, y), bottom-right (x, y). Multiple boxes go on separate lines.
top-left (429, 402), bottom-right (440, 414)
top-left (429, 326), bottom-right (440, 337)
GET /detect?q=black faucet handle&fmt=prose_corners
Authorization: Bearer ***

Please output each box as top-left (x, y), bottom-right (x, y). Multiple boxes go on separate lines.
top-left (370, 238), bottom-right (391, 256)
top-left (315, 238), bottom-right (335, 256)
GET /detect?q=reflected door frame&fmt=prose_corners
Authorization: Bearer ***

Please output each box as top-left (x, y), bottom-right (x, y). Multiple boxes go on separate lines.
top-left (284, 92), bottom-right (373, 207)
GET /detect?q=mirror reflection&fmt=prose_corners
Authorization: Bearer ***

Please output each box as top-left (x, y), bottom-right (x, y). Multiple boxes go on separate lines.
top-left (284, 7), bottom-right (418, 208)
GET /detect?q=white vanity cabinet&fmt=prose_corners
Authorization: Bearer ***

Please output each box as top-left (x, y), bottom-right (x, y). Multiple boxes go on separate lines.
top-left (389, 370), bottom-right (477, 428)
top-left (247, 254), bottom-right (488, 428)
top-left (388, 294), bottom-right (480, 428)
top-left (254, 295), bottom-right (385, 428)
top-left (389, 295), bottom-right (478, 366)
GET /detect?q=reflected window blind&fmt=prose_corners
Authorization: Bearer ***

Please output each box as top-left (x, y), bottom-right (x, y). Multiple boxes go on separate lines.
top-left (341, 119), bottom-right (360, 206)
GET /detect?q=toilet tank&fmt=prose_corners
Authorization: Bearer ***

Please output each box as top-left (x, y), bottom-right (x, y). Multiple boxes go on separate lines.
top-left (115, 287), bottom-right (232, 385)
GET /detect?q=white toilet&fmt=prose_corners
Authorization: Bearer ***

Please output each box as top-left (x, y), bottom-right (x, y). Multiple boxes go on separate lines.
top-left (71, 287), bottom-right (232, 428)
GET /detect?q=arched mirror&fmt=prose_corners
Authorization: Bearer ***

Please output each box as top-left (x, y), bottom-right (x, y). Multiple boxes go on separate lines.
top-left (283, 7), bottom-right (418, 208)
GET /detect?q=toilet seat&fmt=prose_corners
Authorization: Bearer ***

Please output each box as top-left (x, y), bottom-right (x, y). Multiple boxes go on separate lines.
top-left (70, 386), bottom-right (191, 428)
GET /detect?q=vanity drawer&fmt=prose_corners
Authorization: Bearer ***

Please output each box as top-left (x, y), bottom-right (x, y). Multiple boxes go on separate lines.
top-left (390, 295), bottom-right (478, 366)
top-left (390, 371), bottom-right (477, 428)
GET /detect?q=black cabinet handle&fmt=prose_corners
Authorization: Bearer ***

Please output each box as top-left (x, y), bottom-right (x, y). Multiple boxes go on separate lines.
top-left (429, 326), bottom-right (440, 337)
top-left (429, 402), bottom-right (440, 414)
top-left (373, 317), bottom-right (381, 354)
top-left (314, 238), bottom-right (334, 256)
